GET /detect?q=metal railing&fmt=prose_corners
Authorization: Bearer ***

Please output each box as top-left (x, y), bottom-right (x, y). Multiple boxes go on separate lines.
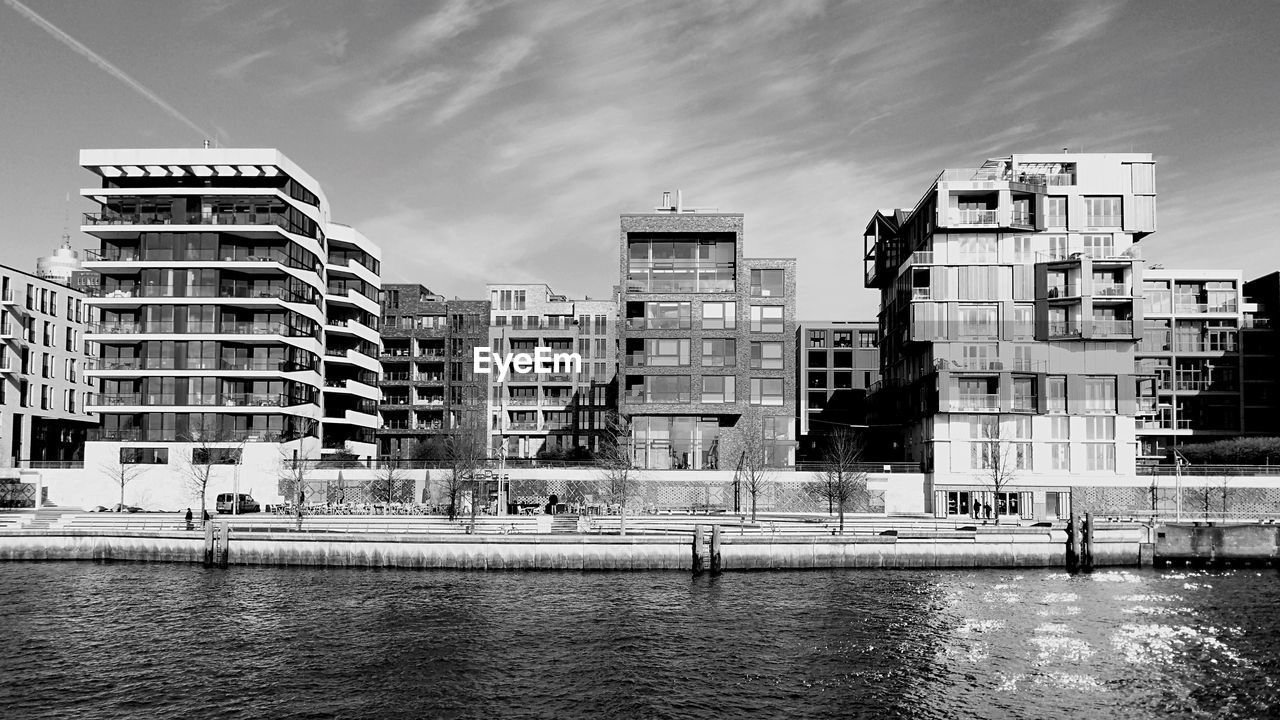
top-left (83, 211), bottom-right (299, 233)
top-left (957, 393), bottom-right (999, 410)
top-left (949, 209), bottom-right (998, 225)
top-left (1082, 215), bottom-right (1122, 227)
top-left (1092, 320), bottom-right (1133, 336)
top-left (1046, 284), bottom-right (1080, 299)
top-left (89, 392), bottom-right (291, 407)
top-left (1092, 282), bottom-right (1129, 297)
top-left (1049, 321), bottom-right (1080, 337)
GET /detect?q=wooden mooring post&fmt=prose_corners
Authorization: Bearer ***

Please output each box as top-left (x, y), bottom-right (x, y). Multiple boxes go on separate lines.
top-left (203, 521), bottom-right (215, 567)
top-left (218, 520), bottom-right (231, 568)
top-left (692, 524), bottom-right (706, 574)
top-left (710, 524), bottom-right (722, 574)
top-left (1083, 512), bottom-right (1096, 571)
top-left (1066, 514), bottom-right (1080, 571)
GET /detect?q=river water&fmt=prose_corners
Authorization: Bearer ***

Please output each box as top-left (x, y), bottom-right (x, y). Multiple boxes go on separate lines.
top-left (1, 564), bottom-right (1278, 719)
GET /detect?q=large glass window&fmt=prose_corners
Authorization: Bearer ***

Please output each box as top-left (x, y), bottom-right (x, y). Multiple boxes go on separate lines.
top-left (626, 236), bottom-right (735, 293)
top-left (626, 375), bottom-right (690, 404)
top-left (749, 269), bottom-right (785, 297)
top-left (1083, 377), bottom-right (1116, 413)
top-left (1045, 376), bottom-right (1067, 413)
top-left (749, 378), bottom-right (784, 406)
top-left (702, 339), bottom-right (736, 367)
top-left (762, 416), bottom-right (794, 467)
top-left (702, 301), bottom-right (736, 330)
top-left (702, 376), bottom-right (735, 404)
top-left (1083, 196), bottom-right (1122, 227)
top-left (643, 339), bottom-right (690, 367)
top-left (752, 342), bottom-right (784, 369)
top-left (631, 416), bottom-right (722, 470)
top-left (749, 305), bottom-right (784, 333)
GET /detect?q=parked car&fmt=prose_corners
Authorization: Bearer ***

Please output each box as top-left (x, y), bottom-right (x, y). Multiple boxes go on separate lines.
top-left (215, 493), bottom-right (261, 514)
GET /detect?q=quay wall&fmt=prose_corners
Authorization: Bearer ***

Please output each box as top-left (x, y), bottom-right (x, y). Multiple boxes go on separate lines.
top-left (0, 527), bottom-right (1144, 569)
top-left (1155, 524), bottom-right (1280, 564)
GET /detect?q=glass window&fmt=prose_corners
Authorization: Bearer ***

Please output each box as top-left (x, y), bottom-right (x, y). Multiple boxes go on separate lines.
top-left (644, 339), bottom-right (690, 366)
top-left (1045, 376), bottom-right (1066, 413)
top-left (702, 339), bottom-right (736, 367)
top-left (749, 305), bottom-right (784, 333)
top-left (750, 269), bottom-right (785, 297)
top-left (752, 342), bottom-right (784, 369)
top-left (702, 301), bottom-right (736, 330)
top-left (701, 376), bottom-right (735, 404)
top-left (1085, 443), bottom-right (1116, 471)
top-left (1084, 377), bottom-right (1116, 414)
top-left (749, 378), bottom-right (784, 406)
top-left (1083, 196), bottom-right (1122, 227)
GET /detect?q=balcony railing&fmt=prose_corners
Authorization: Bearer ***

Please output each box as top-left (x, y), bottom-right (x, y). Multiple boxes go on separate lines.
top-left (505, 397), bottom-right (539, 406)
top-left (383, 373), bottom-right (410, 381)
top-left (1011, 397), bottom-right (1037, 412)
top-left (1083, 215), bottom-right (1122, 227)
top-left (1010, 211), bottom-right (1033, 226)
top-left (901, 251), bottom-right (935, 269)
top-left (950, 210), bottom-right (998, 225)
top-left (911, 288), bottom-right (932, 300)
top-left (89, 392), bottom-right (290, 407)
top-left (1049, 321), bottom-right (1080, 337)
top-left (1046, 284), bottom-right (1080, 299)
top-left (83, 211), bottom-right (298, 233)
top-left (1092, 283), bottom-right (1129, 297)
top-left (957, 394), bottom-right (999, 410)
top-left (1091, 320), bottom-right (1133, 336)
top-left (625, 391), bottom-right (692, 404)
top-left (1136, 397), bottom-right (1158, 413)
top-left (1244, 316), bottom-right (1272, 329)
top-left (508, 421), bottom-right (540, 431)
top-left (1044, 215), bottom-right (1067, 227)
top-left (625, 318), bottom-right (692, 331)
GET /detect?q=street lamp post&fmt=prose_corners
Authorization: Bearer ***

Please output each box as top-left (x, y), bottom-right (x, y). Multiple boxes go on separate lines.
top-left (1173, 449), bottom-right (1187, 522)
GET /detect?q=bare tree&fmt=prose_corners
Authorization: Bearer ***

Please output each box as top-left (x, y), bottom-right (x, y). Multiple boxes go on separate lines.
top-left (372, 457), bottom-right (411, 512)
top-left (595, 412), bottom-right (639, 535)
top-left (738, 422), bottom-right (776, 523)
top-left (277, 447), bottom-right (315, 532)
top-left (102, 453), bottom-right (147, 511)
top-left (179, 423), bottom-right (246, 524)
top-left (973, 419), bottom-right (1020, 526)
top-left (808, 428), bottom-right (869, 534)
top-left (446, 392), bottom-right (487, 527)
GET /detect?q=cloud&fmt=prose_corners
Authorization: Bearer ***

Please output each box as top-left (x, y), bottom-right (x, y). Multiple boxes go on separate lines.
top-left (4, 0), bottom-right (219, 141)
top-left (348, 68), bottom-right (451, 129)
top-left (215, 49), bottom-right (277, 80)
top-left (391, 0), bottom-right (488, 59)
top-left (431, 36), bottom-right (536, 124)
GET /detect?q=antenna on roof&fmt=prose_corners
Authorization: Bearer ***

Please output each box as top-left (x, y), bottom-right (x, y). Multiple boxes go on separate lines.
top-left (60, 193), bottom-right (72, 249)
top-left (203, 139), bottom-right (211, 149)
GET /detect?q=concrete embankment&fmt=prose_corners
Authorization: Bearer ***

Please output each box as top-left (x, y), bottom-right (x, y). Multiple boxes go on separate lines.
top-left (1155, 523), bottom-right (1280, 565)
top-left (0, 524), bottom-right (1147, 570)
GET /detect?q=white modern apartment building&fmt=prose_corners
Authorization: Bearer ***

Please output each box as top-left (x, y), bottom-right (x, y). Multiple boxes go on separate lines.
top-left (0, 266), bottom-right (96, 505)
top-left (486, 283), bottom-right (617, 460)
top-left (76, 148), bottom-right (381, 508)
top-left (864, 152), bottom-right (1159, 519)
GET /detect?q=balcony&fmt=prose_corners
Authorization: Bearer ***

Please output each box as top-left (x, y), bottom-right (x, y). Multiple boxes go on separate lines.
top-left (505, 397), bottom-right (539, 406)
top-left (1011, 397), bottom-right (1037, 412)
top-left (957, 394), bottom-right (999, 411)
top-left (625, 318), bottom-right (692, 331)
top-left (1136, 397), bottom-right (1158, 414)
top-left (1092, 283), bottom-right (1130, 297)
top-left (949, 209), bottom-right (998, 225)
top-left (911, 288), bottom-right (932, 301)
top-left (83, 211), bottom-right (299, 234)
top-left (89, 392), bottom-right (290, 408)
top-left (1091, 320), bottom-right (1133, 337)
top-left (1244, 315), bottom-right (1271, 329)
top-left (508, 421), bottom-right (540, 431)
top-left (625, 390), bottom-right (692, 404)
top-left (1046, 284), bottom-right (1081, 299)
top-left (1009, 211), bottom-right (1034, 227)
top-left (1049, 321), bottom-right (1081, 338)
top-left (900, 251), bottom-right (935, 271)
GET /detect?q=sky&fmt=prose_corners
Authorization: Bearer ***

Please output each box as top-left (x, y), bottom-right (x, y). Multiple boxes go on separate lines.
top-left (1, 0), bottom-right (1278, 320)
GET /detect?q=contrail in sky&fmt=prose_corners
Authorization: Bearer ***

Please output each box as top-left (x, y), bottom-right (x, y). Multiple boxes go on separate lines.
top-left (4, 0), bottom-right (223, 142)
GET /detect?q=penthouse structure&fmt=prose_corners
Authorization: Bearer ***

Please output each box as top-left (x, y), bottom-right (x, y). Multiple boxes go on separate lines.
top-left (796, 320), bottom-right (880, 461)
top-left (0, 266), bottom-right (96, 504)
top-left (864, 153), bottom-right (1158, 518)
top-left (378, 284), bottom-right (490, 458)
top-left (486, 283), bottom-right (616, 460)
top-left (79, 148), bottom-right (381, 501)
top-left (619, 193), bottom-right (797, 471)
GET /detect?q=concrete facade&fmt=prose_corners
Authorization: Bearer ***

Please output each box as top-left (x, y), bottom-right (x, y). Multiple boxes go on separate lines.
top-left (865, 153), bottom-right (1160, 518)
top-left (0, 264), bottom-right (96, 503)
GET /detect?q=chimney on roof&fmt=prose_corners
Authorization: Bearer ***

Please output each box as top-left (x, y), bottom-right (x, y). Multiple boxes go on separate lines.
top-left (203, 139), bottom-right (211, 149)
top-left (676, 189), bottom-right (683, 212)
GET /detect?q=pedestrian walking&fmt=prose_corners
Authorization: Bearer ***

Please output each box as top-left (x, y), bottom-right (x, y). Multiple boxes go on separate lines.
top-left (184, 508), bottom-right (193, 530)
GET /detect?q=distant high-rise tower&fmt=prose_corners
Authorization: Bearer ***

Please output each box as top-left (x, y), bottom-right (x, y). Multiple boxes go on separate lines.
top-left (36, 239), bottom-right (81, 284)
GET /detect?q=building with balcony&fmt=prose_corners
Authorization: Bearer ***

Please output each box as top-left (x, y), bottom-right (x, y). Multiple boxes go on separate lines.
top-left (1135, 269), bottom-right (1251, 460)
top-left (378, 284), bottom-right (490, 458)
top-left (795, 321), bottom-right (880, 461)
top-left (486, 283), bottom-right (616, 460)
top-left (1242, 272), bottom-right (1280, 435)
top-left (78, 147), bottom-right (381, 507)
top-left (0, 265), bottom-right (96, 504)
top-left (619, 193), bottom-right (797, 471)
top-left (864, 153), bottom-right (1158, 518)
